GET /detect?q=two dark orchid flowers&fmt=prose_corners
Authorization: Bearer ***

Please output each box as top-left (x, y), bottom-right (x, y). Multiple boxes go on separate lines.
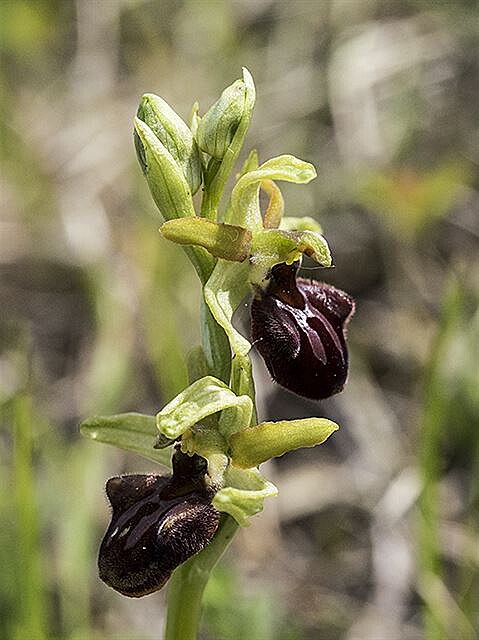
top-left (81, 69), bottom-right (354, 600)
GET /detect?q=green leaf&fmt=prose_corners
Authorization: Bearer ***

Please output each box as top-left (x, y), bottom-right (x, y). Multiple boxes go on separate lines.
top-left (80, 413), bottom-right (171, 467)
top-left (161, 218), bottom-right (251, 262)
top-left (156, 376), bottom-right (253, 440)
top-left (212, 467), bottom-right (278, 526)
top-left (204, 260), bottom-right (251, 356)
top-left (229, 417), bottom-right (339, 468)
top-left (229, 154), bottom-right (317, 231)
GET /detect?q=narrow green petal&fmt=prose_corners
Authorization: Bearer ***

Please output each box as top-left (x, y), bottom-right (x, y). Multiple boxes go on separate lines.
top-left (229, 417), bottom-right (339, 468)
top-left (229, 154), bottom-right (317, 231)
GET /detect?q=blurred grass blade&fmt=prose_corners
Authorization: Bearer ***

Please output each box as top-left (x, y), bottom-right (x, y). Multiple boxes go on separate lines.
top-left (418, 279), bottom-right (477, 640)
top-left (13, 395), bottom-right (47, 640)
top-left (80, 413), bottom-right (172, 468)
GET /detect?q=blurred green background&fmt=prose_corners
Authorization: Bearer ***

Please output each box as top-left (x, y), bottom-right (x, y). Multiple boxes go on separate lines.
top-left (1, 1), bottom-right (478, 639)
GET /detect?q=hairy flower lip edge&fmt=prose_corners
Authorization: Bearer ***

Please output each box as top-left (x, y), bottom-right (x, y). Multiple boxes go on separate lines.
top-left (97, 451), bottom-right (221, 597)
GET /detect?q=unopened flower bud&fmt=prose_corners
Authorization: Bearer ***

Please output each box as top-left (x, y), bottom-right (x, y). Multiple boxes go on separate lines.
top-left (98, 452), bottom-right (219, 597)
top-left (136, 93), bottom-right (202, 194)
top-left (251, 262), bottom-right (355, 400)
top-left (134, 116), bottom-right (197, 221)
top-left (197, 79), bottom-right (247, 160)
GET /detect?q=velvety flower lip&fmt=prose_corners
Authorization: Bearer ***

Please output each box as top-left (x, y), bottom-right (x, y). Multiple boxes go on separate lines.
top-left (98, 451), bottom-right (220, 597)
top-left (251, 262), bottom-right (355, 400)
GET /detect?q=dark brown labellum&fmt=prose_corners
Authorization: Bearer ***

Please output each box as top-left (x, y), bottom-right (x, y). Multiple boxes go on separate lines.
top-left (251, 262), bottom-right (355, 400)
top-left (98, 452), bottom-right (220, 597)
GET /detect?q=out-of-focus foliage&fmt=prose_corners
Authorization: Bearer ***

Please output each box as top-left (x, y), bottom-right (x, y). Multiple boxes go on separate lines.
top-left (1, 1), bottom-right (478, 639)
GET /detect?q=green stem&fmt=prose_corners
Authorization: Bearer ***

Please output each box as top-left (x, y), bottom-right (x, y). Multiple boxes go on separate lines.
top-left (164, 248), bottom-right (242, 639)
top-left (164, 514), bottom-right (239, 640)
top-left (164, 84), bottom-right (256, 635)
top-left (200, 298), bottom-right (231, 384)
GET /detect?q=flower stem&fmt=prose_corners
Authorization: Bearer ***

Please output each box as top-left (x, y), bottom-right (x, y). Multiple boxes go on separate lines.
top-left (164, 515), bottom-right (239, 640)
top-left (164, 263), bottom-right (243, 639)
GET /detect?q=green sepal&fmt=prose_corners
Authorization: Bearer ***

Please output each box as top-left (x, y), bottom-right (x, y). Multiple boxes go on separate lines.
top-left (136, 93), bottom-right (202, 194)
top-left (156, 376), bottom-right (253, 440)
top-left (212, 467), bottom-right (278, 526)
top-left (229, 417), bottom-right (339, 468)
top-left (250, 228), bottom-right (331, 286)
top-left (228, 154), bottom-right (317, 232)
top-left (203, 260), bottom-right (251, 356)
top-left (161, 218), bottom-right (252, 262)
top-left (80, 413), bottom-right (171, 468)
